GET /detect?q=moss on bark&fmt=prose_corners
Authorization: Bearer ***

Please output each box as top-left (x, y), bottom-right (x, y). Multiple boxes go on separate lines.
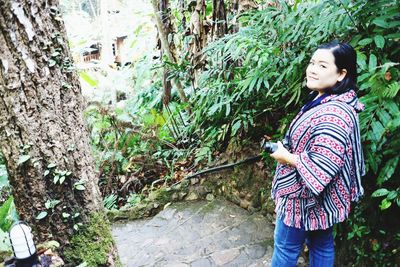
top-left (64, 212), bottom-right (120, 267)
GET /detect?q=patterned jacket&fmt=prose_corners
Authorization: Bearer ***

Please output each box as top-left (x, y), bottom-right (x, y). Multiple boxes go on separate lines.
top-left (272, 90), bottom-right (365, 231)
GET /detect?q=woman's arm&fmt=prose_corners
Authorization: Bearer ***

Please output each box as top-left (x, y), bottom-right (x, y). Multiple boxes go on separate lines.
top-left (271, 109), bottom-right (353, 196)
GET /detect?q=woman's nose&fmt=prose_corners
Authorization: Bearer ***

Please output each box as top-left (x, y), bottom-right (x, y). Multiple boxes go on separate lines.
top-left (308, 65), bottom-right (317, 74)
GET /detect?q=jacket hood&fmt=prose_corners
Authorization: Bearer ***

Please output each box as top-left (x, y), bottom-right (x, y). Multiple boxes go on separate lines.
top-left (321, 90), bottom-right (364, 113)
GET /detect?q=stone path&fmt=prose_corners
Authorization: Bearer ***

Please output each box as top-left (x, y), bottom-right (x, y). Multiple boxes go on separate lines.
top-left (112, 198), bottom-right (275, 267)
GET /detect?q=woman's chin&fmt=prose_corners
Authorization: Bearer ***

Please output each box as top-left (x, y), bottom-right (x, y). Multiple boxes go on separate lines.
top-left (306, 85), bottom-right (319, 91)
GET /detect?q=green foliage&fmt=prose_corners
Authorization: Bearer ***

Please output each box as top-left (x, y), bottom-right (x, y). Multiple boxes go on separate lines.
top-left (75, 0), bottom-right (399, 265)
top-left (64, 213), bottom-right (117, 266)
top-left (0, 164), bottom-right (9, 191)
top-left (0, 197), bottom-right (17, 232)
top-left (103, 194), bottom-right (118, 210)
top-left (0, 157), bottom-right (17, 254)
top-left (79, 70), bottom-right (98, 87)
top-left (0, 159), bottom-right (18, 233)
top-left (163, 0), bottom-right (400, 265)
top-left (182, 0), bottom-right (355, 155)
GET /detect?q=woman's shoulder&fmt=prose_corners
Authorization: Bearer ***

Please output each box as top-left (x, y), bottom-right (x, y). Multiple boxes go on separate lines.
top-left (311, 102), bottom-right (356, 130)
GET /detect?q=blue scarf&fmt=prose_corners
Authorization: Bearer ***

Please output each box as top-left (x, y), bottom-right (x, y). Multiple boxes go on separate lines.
top-left (301, 93), bottom-right (330, 113)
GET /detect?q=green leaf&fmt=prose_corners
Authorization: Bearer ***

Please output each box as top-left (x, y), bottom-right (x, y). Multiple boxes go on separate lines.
top-left (79, 71), bottom-right (98, 87)
top-left (62, 212), bottom-right (70, 218)
top-left (358, 38), bottom-right (373, 46)
top-left (372, 18), bottom-right (389, 28)
top-left (376, 109), bottom-right (391, 126)
top-left (75, 184), bottom-right (85, 191)
top-left (45, 199), bottom-right (60, 209)
top-left (377, 157), bottom-right (399, 185)
top-left (17, 155), bottom-right (30, 165)
top-left (0, 197), bottom-right (14, 232)
top-left (371, 188), bottom-right (389, 197)
top-left (53, 175), bottom-right (59, 184)
top-left (59, 175), bottom-right (66, 184)
top-left (44, 170), bottom-right (50, 176)
top-left (47, 163), bottom-right (57, 168)
top-left (225, 103), bottom-right (231, 117)
top-left (0, 228), bottom-right (11, 251)
top-left (36, 211), bottom-right (48, 220)
top-left (369, 54), bottom-right (377, 72)
top-left (231, 120), bottom-right (241, 136)
top-left (374, 35), bottom-right (385, 49)
top-left (387, 191), bottom-right (397, 200)
top-left (48, 59), bottom-right (56, 67)
top-left (379, 199), bottom-right (391, 210)
top-left (371, 120), bottom-right (385, 141)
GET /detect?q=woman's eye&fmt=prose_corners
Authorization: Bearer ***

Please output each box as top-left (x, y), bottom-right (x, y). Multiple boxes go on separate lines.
top-left (320, 65), bottom-right (327, 68)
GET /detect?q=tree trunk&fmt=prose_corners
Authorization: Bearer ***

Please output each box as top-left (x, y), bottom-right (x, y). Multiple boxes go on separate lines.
top-left (212, 0), bottom-right (228, 39)
top-left (151, 0), bottom-right (189, 104)
top-left (0, 0), bottom-right (116, 262)
top-left (188, 0), bottom-right (208, 88)
top-left (160, 0), bottom-right (173, 105)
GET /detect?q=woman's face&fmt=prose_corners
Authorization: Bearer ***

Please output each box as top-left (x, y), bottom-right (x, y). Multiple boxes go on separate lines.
top-left (306, 49), bottom-right (346, 92)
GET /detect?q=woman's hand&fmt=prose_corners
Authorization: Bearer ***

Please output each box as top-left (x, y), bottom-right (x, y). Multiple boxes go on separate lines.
top-left (270, 141), bottom-right (299, 167)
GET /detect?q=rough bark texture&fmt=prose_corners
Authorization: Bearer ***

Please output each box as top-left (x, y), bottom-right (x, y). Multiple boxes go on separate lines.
top-left (188, 0), bottom-right (208, 88)
top-left (0, 0), bottom-right (104, 250)
top-left (151, 0), bottom-right (189, 104)
top-left (212, 0), bottom-right (228, 39)
top-left (160, 0), bottom-right (173, 105)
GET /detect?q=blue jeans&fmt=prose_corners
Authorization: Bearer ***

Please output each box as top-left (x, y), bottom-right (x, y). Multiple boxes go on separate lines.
top-left (271, 218), bottom-right (334, 267)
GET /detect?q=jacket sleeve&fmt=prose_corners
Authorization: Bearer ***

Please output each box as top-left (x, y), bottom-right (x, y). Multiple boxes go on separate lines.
top-left (295, 113), bottom-right (352, 196)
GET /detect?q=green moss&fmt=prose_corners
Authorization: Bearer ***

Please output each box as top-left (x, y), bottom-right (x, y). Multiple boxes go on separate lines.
top-left (64, 212), bottom-right (120, 267)
top-left (107, 187), bottom-right (179, 222)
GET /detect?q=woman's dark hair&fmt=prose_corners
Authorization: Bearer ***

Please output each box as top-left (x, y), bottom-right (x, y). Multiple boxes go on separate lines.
top-left (317, 40), bottom-right (358, 94)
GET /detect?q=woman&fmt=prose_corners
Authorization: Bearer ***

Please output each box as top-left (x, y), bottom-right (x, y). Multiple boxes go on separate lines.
top-left (269, 41), bottom-right (365, 266)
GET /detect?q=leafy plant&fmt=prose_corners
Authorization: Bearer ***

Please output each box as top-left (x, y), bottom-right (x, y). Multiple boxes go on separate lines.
top-left (103, 194), bottom-right (118, 210)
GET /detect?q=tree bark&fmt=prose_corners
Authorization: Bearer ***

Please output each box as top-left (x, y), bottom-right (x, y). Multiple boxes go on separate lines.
top-left (212, 0), bottom-right (228, 39)
top-left (188, 0), bottom-right (208, 88)
top-left (159, 0), bottom-right (173, 105)
top-left (0, 0), bottom-right (115, 260)
top-left (151, 0), bottom-right (189, 104)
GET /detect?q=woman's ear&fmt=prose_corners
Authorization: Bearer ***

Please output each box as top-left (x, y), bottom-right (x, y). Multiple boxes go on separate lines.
top-left (338, 69), bottom-right (347, 82)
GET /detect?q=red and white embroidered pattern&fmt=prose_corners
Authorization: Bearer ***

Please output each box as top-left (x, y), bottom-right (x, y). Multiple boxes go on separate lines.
top-left (272, 90), bottom-right (365, 231)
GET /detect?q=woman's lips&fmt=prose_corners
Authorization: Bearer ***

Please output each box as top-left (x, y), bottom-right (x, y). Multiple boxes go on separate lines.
top-left (307, 76), bottom-right (318, 80)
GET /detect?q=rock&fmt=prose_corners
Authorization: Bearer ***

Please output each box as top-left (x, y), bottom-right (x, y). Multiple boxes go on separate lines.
top-left (211, 248), bottom-right (240, 265)
top-left (240, 199), bottom-right (251, 209)
top-left (206, 194), bottom-right (215, 201)
top-left (245, 193), bottom-right (252, 200)
top-left (244, 244), bottom-right (266, 259)
top-left (164, 263), bottom-right (189, 267)
top-left (194, 185), bottom-right (210, 197)
top-left (190, 258), bottom-right (213, 267)
top-left (172, 192), bottom-right (179, 201)
top-left (266, 213), bottom-right (274, 223)
top-left (185, 192), bottom-right (199, 201)
top-left (229, 193), bottom-right (242, 205)
top-left (174, 183), bottom-right (182, 190)
top-left (190, 178), bottom-right (199, 185)
top-left (112, 199), bottom-right (275, 267)
top-left (178, 192), bottom-right (188, 200)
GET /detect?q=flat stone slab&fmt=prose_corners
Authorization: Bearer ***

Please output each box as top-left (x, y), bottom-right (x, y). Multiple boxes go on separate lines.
top-left (112, 198), bottom-right (274, 266)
